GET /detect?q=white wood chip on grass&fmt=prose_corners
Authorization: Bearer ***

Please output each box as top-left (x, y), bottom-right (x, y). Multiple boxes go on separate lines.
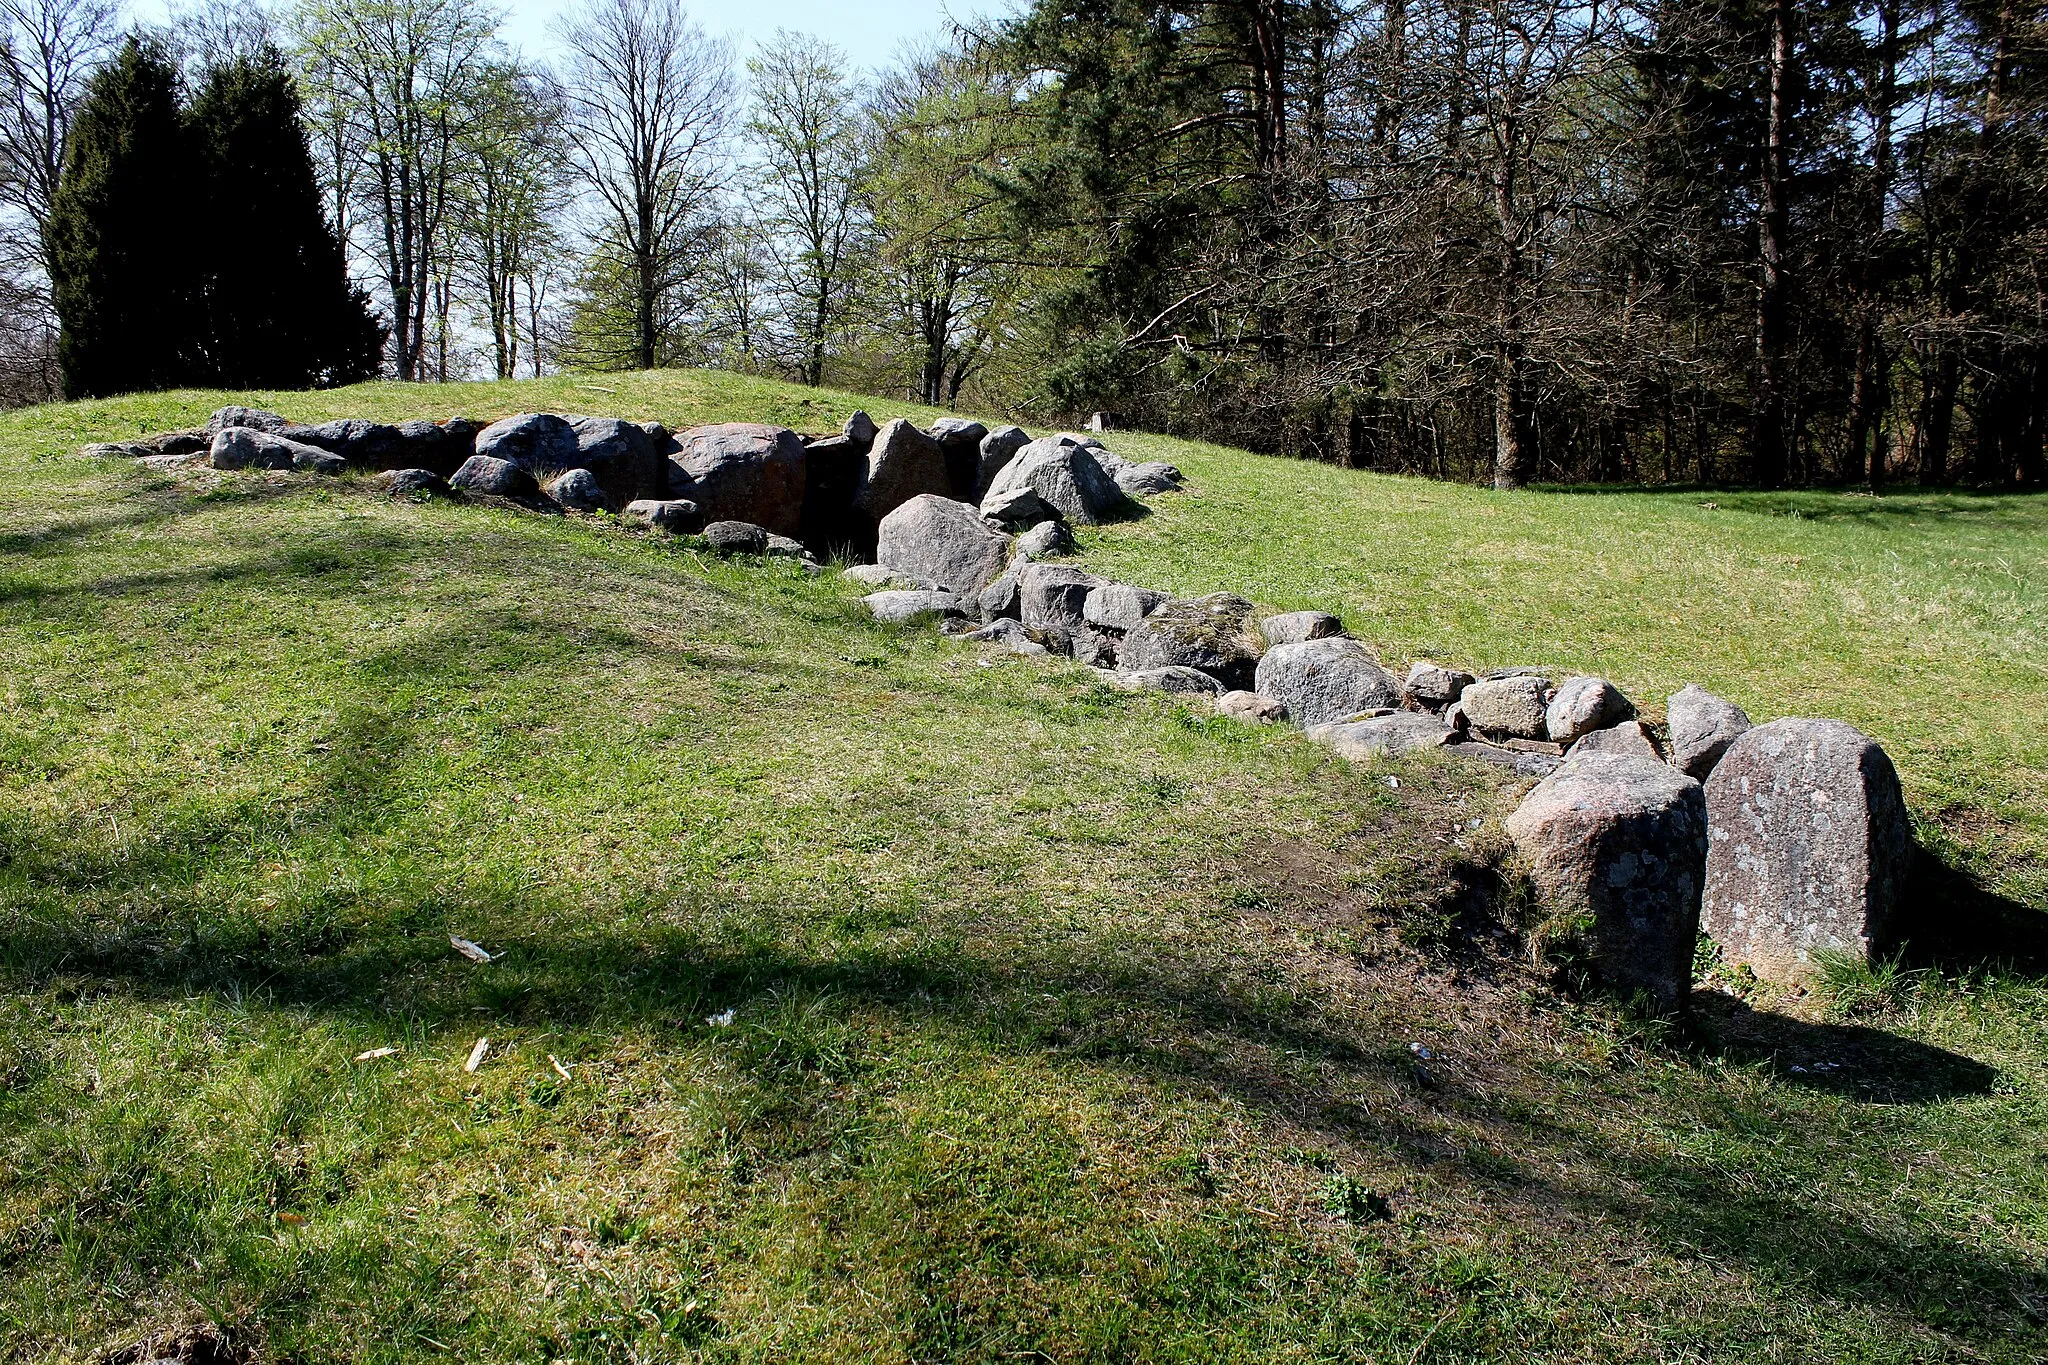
top-left (450, 936), bottom-right (496, 963)
top-left (465, 1038), bottom-right (489, 1072)
top-left (354, 1046), bottom-right (401, 1062)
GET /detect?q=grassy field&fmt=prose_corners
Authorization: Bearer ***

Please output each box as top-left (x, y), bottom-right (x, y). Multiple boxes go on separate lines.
top-left (2, 370), bottom-right (2044, 1363)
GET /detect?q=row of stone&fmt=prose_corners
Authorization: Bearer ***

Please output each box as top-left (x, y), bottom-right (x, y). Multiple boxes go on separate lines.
top-left (91, 406), bottom-right (1183, 563)
top-left (851, 491), bottom-right (1910, 1010)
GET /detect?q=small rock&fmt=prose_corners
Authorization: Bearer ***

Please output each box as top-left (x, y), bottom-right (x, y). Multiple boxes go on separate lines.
top-left (207, 405), bottom-right (293, 435)
top-left (764, 533), bottom-right (810, 558)
top-left (549, 467), bottom-right (615, 512)
top-left (1260, 610), bottom-right (1345, 646)
top-left (1460, 674), bottom-right (1552, 740)
top-left (843, 563), bottom-right (917, 588)
top-left (980, 482), bottom-right (1057, 527)
top-left (1446, 737), bottom-right (1565, 777)
top-left (1083, 582), bottom-right (1171, 632)
top-left (979, 572), bottom-right (1021, 622)
top-left (1572, 719), bottom-right (1665, 761)
top-left (1506, 752), bottom-right (1708, 1012)
top-left (1114, 461), bottom-right (1183, 496)
top-left (1404, 661), bottom-right (1476, 710)
top-left (621, 498), bottom-right (703, 533)
top-left (864, 589), bottom-right (971, 624)
top-left (1216, 690), bottom-right (1288, 723)
top-left (1308, 711), bottom-right (1452, 760)
top-left (1668, 683), bottom-right (1752, 780)
top-left (449, 454), bottom-right (539, 496)
top-left (82, 440), bottom-right (160, 458)
top-left (1017, 562), bottom-right (1106, 634)
top-left (843, 410), bottom-right (878, 448)
top-left (1115, 666), bottom-right (1224, 696)
top-left (965, 617), bottom-right (1049, 655)
top-left (1014, 519), bottom-right (1075, 560)
top-left (375, 467), bottom-right (450, 496)
top-left (704, 520), bottom-right (770, 555)
top-left (1545, 676), bottom-right (1635, 746)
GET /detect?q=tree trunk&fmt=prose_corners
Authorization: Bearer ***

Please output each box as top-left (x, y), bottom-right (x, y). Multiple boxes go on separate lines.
top-left (1752, 0), bottom-right (1793, 488)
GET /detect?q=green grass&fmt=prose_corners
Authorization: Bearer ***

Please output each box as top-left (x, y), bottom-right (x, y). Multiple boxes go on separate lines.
top-left (2, 370), bottom-right (2045, 1363)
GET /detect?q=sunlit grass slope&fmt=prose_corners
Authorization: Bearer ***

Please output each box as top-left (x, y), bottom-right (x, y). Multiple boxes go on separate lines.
top-left (1, 370), bottom-right (2043, 1364)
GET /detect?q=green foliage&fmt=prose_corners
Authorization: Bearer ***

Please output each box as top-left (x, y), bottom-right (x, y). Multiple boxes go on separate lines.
top-left (46, 36), bottom-right (202, 399)
top-left (185, 48), bottom-right (385, 388)
top-left (1812, 950), bottom-right (1928, 1018)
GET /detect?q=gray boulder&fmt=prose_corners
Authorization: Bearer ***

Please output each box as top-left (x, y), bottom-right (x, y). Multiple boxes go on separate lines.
top-left (1261, 610), bottom-right (1345, 646)
top-left (1404, 661), bottom-right (1476, 710)
top-left (567, 416), bottom-right (663, 504)
top-left (667, 423), bottom-right (807, 538)
top-left (1545, 676), bottom-right (1635, 746)
top-left (843, 410), bottom-right (879, 448)
top-left (1115, 666), bottom-right (1224, 696)
top-left (1119, 592), bottom-right (1264, 690)
top-left (475, 412), bottom-right (580, 472)
top-left (1701, 718), bottom-right (1910, 985)
top-left (876, 494), bottom-right (1012, 593)
top-left (209, 426), bottom-right (346, 474)
top-left (1572, 720), bottom-right (1665, 761)
top-left (704, 520), bottom-right (770, 556)
top-left (979, 482), bottom-right (1058, 526)
top-left (843, 563), bottom-right (932, 589)
top-left (1115, 461), bottom-right (1184, 496)
top-left (288, 418), bottom-right (406, 467)
top-left (1310, 711), bottom-right (1453, 760)
top-left (1461, 674), bottom-right (1552, 740)
top-left (549, 467), bottom-right (615, 512)
top-left (764, 533), bottom-right (810, 558)
top-left (374, 468), bottom-right (450, 496)
top-left (854, 419), bottom-right (951, 526)
top-left (1016, 562), bottom-right (1105, 635)
top-left (621, 498), bottom-right (702, 533)
top-left (979, 571), bottom-right (1021, 622)
top-left (1083, 582), bottom-right (1170, 632)
top-left (449, 454), bottom-right (540, 496)
top-left (1255, 637), bottom-right (1404, 729)
top-left (1013, 519), bottom-right (1075, 560)
top-left (979, 437), bottom-right (1125, 526)
top-left (1069, 627), bottom-right (1119, 668)
top-left (1216, 691), bottom-right (1288, 724)
top-left (1506, 753), bottom-right (1708, 1012)
top-left (928, 417), bottom-right (989, 498)
top-left (1668, 684), bottom-right (1752, 781)
top-left (207, 405), bottom-right (293, 436)
top-left (864, 589), bottom-right (971, 624)
top-left (394, 418), bottom-right (476, 474)
top-left (977, 425), bottom-right (1031, 495)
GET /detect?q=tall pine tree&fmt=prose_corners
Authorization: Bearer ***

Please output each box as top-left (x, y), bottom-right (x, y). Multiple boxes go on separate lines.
top-left (186, 49), bottom-right (385, 388)
top-left (46, 36), bottom-right (202, 399)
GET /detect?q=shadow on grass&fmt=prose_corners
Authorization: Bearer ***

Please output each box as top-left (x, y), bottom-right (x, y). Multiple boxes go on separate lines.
top-left (1529, 482), bottom-right (2048, 525)
top-left (1687, 991), bottom-right (1998, 1102)
top-left (1896, 847), bottom-right (2048, 975)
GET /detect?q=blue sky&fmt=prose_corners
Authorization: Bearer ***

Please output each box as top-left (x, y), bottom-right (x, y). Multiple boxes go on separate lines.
top-left (129, 0), bottom-right (983, 73)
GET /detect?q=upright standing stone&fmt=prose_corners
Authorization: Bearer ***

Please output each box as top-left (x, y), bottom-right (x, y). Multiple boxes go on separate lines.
top-left (666, 423), bottom-right (807, 537)
top-left (1506, 752), bottom-right (1709, 1012)
top-left (855, 419), bottom-right (951, 525)
top-left (1701, 718), bottom-right (1911, 984)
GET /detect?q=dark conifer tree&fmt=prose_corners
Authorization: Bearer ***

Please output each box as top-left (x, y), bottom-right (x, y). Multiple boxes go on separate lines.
top-left (45, 36), bottom-right (202, 399)
top-left (187, 48), bottom-right (385, 387)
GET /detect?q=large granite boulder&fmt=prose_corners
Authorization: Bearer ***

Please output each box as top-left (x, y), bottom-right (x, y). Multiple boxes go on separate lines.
top-left (1545, 676), bottom-right (1636, 746)
top-left (1701, 718), bottom-right (1911, 985)
top-left (1309, 711), bottom-right (1453, 760)
top-left (928, 417), bottom-right (989, 498)
top-left (979, 436), bottom-right (1125, 526)
top-left (567, 416), bottom-right (663, 504)
top-left (1261, 611), bottom-right (1345, 646)
top-left (1119, 592), bottom-right (1264, 690)
top-left (667, 423), bottom-right (806, 538)
top-left (395, 418), bottom-right (477, 474)
top-left (703, 520), bottom-right (771, 555)
top-left (1460, 674), bottom-right (1552, 740)
top-left (1668, 684), bottom-right (1752, 781)
top-left (1254, 637), bottom-right (1405, 729)
top-left (450, 454), bottom-right (540, 496)
top-left (1115, 461), bottom-right (1184, 496)
top-left (977, 425), bottom-right (1031, 495)
top-left (475, 412), bottom-right (581, 472)
top-left (1572, 720), bottom-right (1665, 761)
top-left (876, 495), bottom-right (1012, 594)
top-left (853, 419), bottom-right (950, 526)
top-left (843, 410), bottom-right (879, 448)
top-left (1506, 752), bottom-right (1709, 1013)
top-left (288, 418), bottom-right (408, 467)
top-left (209, 426), bottom-right (345, 474)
